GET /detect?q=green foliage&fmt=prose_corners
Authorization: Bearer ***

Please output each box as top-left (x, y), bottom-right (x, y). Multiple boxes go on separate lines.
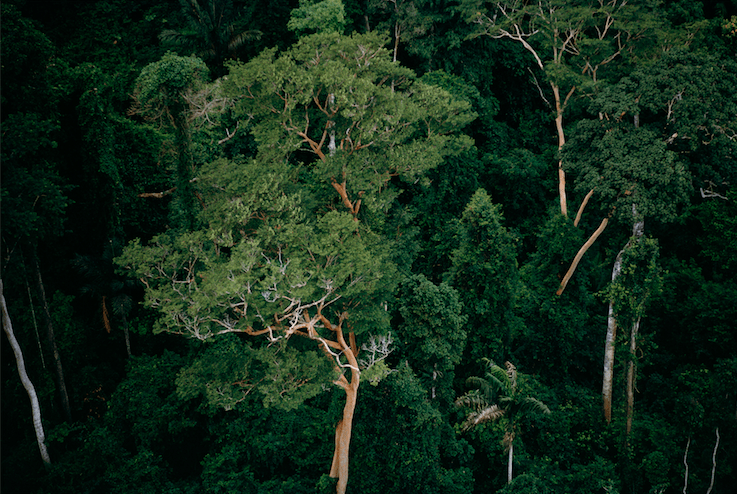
top-left (565, 121), bottom-right (691, 224)
top-left (599, 235), bottom-right (662, 324)
top-left (176, 336), bottom-right (336, 411)
top-left (133, 51), bottom-right (210, 119)
top-left (4, 3), bottom-right (737, 493)
top-left (288, 0), bottom-right (347, 35)
top-left (159, 0), bottom-right (262, 75)
top-left (350, 364), bottom-right (474, 494)
top-left (445, 189), bottom-right (520, 365)
top-left (395, 274), bottom-right (466, 403)
top-left (223, 30), bottom-right (475, 204)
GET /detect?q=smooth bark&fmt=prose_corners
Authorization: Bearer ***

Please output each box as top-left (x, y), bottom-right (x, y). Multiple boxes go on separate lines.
top-left (1, 279), bottom-right (52, 465)
top-left (507, 441), bottom-right (514, 484)
top-left (327, 328), bottom-right (361, 494)
top-left (603, 210), bottom-right (643, 423)
top-left (706, 428), bottom-right (720, 494)
top-left (603, 243), bottom-right (624, 423)
top-left (573, 188), bottom-right (596, 227)
top-left (556, 217), bottom-right (609, 296)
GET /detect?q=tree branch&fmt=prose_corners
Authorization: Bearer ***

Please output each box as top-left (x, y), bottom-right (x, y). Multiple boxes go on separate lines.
top-left (556, 217), bottom-right (609, 295)
top-left (574, 188), bottom-right (596, 227)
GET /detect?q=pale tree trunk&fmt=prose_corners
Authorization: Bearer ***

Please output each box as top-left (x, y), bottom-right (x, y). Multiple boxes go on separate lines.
top-left (603, 208), bottom-right (643, 423)
top-left (1, 279), bottom-right (52, 465)
top-left (625, 316), bottom-right (641, 436)
top-left (556, 217), bottom-right (609, 295)
top-left (551, 83), bottom-right (574, 218)
top-left (507, 441), bottom-right (514, 484)
top-left (32, 253), bottom-right (72, 422)
top-left (602, 256), bottom-right (621, 423)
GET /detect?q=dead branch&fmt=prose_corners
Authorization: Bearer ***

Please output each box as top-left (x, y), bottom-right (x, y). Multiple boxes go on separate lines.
top-left (138, 187), bottom-right (176, 199)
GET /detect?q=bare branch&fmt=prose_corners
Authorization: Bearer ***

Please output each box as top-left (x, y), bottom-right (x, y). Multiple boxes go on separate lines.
top-left (557, 217), bottom-right (609, 295)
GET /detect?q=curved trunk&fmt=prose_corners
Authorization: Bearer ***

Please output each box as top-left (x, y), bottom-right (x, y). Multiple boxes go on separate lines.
top-left (330, 370), bottom-right (359, 494)
top-left (1, 279), bottom-right (52, 465)
top-left (551, 83), bottom-right (576, 218)
top-left (326, 326), bottom-right (361, 494)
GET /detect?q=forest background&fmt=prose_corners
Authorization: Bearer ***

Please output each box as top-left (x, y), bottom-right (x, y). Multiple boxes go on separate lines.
top-left (2, 0), bottom-right (736, 493)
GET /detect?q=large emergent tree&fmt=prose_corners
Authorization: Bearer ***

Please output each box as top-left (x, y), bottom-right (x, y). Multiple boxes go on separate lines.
top-left (117, 29), bottom-right (474, 494)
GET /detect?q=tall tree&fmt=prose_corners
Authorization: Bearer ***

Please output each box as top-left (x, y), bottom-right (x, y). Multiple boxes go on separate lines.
top-left (457, 0), bottom-right (658, 218)
top-left (1, 4), bottom-right (74, 423)
top-left (117, 29), bottom-right (474, 494)
top-left (456, 359), bottom-right (550, 484)
top-left (563, 46), bottom-right (736, 422)
top-left (129, 52), bottom-right (211, 231)
top-left (445, 189), bottom-right (519, 367)
top-left (395, 274), bottom-right (466, 404)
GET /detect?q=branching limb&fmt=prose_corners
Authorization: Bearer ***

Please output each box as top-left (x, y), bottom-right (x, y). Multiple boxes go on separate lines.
top-left (556, 217), bottom-right (609, 295)
top-left (574, 188), bottom-right (596, 227)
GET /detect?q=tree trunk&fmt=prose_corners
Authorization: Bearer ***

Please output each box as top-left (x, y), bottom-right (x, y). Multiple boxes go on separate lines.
top-left (625, 316), bottom-right (641, 436)
top-left (507, 441), bottom-right (514, 484)
top-left (603, 208), bottom-right (643, 423)
top-left (1, 279), bottom-right (52, 465)
top-left (32, 253), bottom-right (72, 422)
top-left (603, 243), bottom-right (624, 423)
top-left (122, 314), bottom-right (132, 358)
top-left (330, 365), bottom-right (360, 494)
top-left (552, 83), bottom-right (568, 217)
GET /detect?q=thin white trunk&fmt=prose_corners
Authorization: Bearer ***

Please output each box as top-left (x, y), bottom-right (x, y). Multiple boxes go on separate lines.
top-left (625, 316), bottom-right (641, 436)
top-left (1, 279), bottom-right (52, 465)
top-left (706, 428), bottom-right (720, 494)
top-left (602, 271), bottom-right (620, 423)
top-left (603, 206), bottom-right (643, 423)
top-left (682, 436), bottom-right (690, 494)
top-left (507, 441), bottom-right (514, 484)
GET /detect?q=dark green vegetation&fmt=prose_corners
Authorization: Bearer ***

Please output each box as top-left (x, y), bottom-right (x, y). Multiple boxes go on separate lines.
top-left (2, 0), bottom-right (736, 493)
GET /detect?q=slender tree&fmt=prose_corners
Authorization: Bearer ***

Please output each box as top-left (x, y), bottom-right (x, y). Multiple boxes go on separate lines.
top-left (1, 279), bottom-right (51, 465)
top-left (456, 359), bottom-right (550, 484)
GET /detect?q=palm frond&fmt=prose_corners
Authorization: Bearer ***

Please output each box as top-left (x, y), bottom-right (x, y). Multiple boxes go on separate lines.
top-left (227, 30), bottom-right (261, 53)
top-left (519, 396), bottom-right (551, 416)
top-left (455, 391), bottom-right (488, 411)
top-left (460, 404), bottom-right (505, 431)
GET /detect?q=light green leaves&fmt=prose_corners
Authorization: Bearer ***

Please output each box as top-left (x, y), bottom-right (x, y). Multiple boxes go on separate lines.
top-left (288, 0), bottom-right (347, 35)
